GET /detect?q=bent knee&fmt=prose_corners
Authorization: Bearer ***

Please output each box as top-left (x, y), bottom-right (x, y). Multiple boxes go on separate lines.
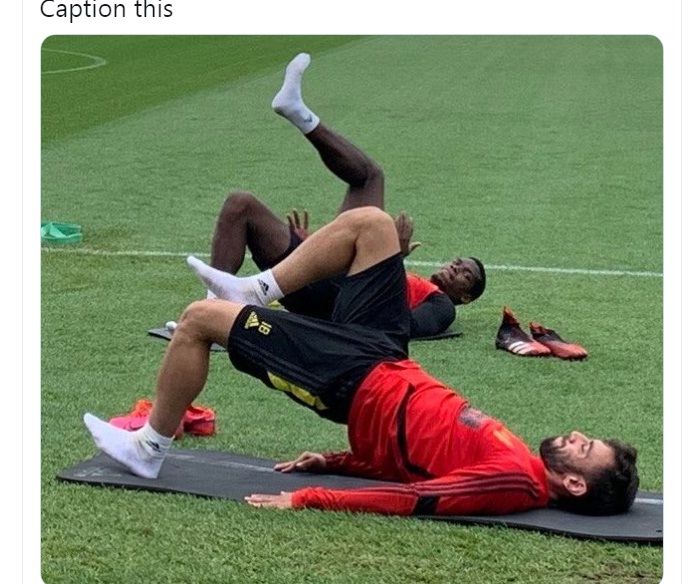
top-left (176, 299), bottom-right (243, 344)
top-left (364, 161), bottom-right (384, 184)
top-left (177, 300), bottom-right (215, 337)
top-left (338, 206), bottom-right (393, 229)
top-left (218, 191), bottom-right (261, 221)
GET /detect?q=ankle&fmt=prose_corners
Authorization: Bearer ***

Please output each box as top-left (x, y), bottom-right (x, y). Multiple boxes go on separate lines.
top-left (138, 421), bottom-right (174, 457)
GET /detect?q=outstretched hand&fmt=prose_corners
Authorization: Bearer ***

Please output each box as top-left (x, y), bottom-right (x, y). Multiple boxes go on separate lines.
top-left (394, 211), bottom-right (422, 257)
top-left (245, 453), bottom-right (324, 510)
top-left (287, 208), bottom-right (311, 241)
top-left (274, 451), bottom-right (327, 473)
top-left (245, 491), bottom-right (294, 509)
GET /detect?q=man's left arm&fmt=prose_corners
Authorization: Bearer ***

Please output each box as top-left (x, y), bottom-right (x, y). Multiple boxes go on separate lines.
top-left (410, 293), bottom-right (456, 337)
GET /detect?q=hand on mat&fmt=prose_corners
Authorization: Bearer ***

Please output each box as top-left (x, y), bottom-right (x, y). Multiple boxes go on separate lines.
top-left (274, 451), bottom-right (327, 473)
top-left (394, 211), bottom-right (421, 257)
top-left (287, 208), bottom-right (310, 241)
top-left (245, 491), bottom-right (293, 509)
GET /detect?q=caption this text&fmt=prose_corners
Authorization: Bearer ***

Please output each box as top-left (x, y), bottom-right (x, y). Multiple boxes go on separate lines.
top-left (40, 0), bottom-right (174, 22)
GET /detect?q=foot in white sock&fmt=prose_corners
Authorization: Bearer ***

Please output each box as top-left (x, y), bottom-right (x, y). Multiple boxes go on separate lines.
top-left (186, 256), bottom-right (255, 303)
top-left (83, 413), bottom-right (166, 479)
top-left (186, 255), bottom-right (283, 306)
top-left (272, 53), bottom-right (320, 134)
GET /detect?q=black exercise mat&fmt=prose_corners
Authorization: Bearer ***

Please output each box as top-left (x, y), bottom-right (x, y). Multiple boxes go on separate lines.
top-left (413, 330), bottom-right (462, 341)
top-left (148, 326), bottom-right (461, 350)
top-left (58, 449), bottom-right (662, 544)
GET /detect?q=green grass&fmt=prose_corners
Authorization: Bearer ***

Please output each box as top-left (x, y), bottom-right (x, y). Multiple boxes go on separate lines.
top-left (41, 36), bottom-right (663, 583)
top-left (41, 35), bottom-right (363, 142)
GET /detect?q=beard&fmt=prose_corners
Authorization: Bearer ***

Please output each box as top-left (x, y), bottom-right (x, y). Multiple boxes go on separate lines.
top-left (539, 435), bottom-right (575, 474)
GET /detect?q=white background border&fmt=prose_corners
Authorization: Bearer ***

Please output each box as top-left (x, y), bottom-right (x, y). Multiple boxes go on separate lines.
top-left (11, 1), bottom-right (695, 582)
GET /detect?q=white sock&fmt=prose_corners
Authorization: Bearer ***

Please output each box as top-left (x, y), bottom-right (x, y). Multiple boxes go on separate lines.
top-left (272, 53), bottom-right (320, 134)
top-left (186, 255), bottom-right (283, 306)
top-left (137, 421), bottom-right (174, 458)
top-left (83, 414), bottom-right (171, 479)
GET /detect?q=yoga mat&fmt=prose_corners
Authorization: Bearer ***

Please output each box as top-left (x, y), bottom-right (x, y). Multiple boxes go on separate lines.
top-left (413, 330), bottom-right (462, 341)
top-left (58, 449), bottom-right (662, 544)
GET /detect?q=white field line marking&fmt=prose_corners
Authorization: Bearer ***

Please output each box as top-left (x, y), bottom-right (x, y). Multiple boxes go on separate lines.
top-left (408, 260), bottom-right (662, 278)
top-left (42, 48), bottom-right (107, 75)
top-left (40, 246), bottom-right (663, 278)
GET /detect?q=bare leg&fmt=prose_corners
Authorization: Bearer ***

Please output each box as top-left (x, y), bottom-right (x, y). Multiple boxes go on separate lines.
top-left (271, 54), bottom-right (385, 214)
top-left (149, 300), bottom-right (243, 435)
top-left (210, 191), bottom-right (290, 273)
top-left (209, 130), bottom-right (384, 274)
top-left (272, 206), bottom-right (398, 289)
top-left (305, 124), bottom-right (385, 213)
top-left (187, 207), bottom-right (400, 305)
top-left (84, 300), bottom-right (244, 478)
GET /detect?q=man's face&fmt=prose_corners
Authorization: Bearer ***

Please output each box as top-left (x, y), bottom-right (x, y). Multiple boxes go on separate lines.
top-left (539, 431), bottom-right (615, 477)
top-left (430, 258), bottom-right (481, 304)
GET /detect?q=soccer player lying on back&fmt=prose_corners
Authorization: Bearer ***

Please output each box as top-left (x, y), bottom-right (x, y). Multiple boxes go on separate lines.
top-left (189, 53), bottom-right (486, 339)
top-left (84, 203), bottom-right (638, 517)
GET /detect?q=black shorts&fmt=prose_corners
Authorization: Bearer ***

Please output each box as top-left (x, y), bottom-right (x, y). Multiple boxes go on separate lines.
top-left (252, 228), bottom-right (341, 320)
top-left (227, 253), bottom-right (410, 423)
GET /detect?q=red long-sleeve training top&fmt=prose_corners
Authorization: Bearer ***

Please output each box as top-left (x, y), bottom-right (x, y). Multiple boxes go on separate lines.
top-left (291, 359), bottom-right (549, 516)
top-left (406, 272), bottom-right (442, 309)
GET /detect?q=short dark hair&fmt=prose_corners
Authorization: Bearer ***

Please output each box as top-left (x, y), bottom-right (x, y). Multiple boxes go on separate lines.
top-left (556, 439), bottom-right (639, 516)
top-left (466, 256), bottom-right (486, 301)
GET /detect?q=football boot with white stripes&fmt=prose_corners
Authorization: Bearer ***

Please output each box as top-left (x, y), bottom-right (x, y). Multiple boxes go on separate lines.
top-left (496, 307), bottom-right (552, 357)
top-left (529, 322), bottom-right (588, 361)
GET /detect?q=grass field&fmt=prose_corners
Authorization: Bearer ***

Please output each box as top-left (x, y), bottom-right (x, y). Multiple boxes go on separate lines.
top-left (41, 36), bottom-right (663, 583)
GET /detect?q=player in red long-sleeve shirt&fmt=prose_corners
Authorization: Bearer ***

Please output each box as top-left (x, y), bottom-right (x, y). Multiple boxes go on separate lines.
top-left (85, 200), bottom-right (638, 518)
top-left (283, 359), bottom-right (551, 516)
top-left (181, 53), bottom-right (485, 339)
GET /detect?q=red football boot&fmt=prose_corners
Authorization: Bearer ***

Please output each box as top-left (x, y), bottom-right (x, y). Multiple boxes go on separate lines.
top-left (529, 322), bottom-right (588, 361)
top-left (183, 404), bottom-right (216, 436)
top-left (109, 399), bottom-right (185, 439)
top-left (496, 307), bottom-right (552, 357)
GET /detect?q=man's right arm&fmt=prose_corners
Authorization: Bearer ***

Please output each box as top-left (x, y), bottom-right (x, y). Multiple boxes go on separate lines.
top-left (291, 463), bottom-right (547, 516)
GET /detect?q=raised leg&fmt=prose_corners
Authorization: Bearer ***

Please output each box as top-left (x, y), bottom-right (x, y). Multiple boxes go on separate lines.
top-left (272, 53), bottom-right (385, 213)
top-left (187, 207), bottom-right (400, 305)
top-left (273, 206), bottom-right (397, 287)
top-left (306, 124), bottom-right (385, 213)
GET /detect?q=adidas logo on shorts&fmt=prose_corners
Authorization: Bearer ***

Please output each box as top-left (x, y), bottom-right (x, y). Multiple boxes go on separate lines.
top-left (244, 311), bottom-right (272, 335)
top-left (245, 311), bottom-right (260, 329)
